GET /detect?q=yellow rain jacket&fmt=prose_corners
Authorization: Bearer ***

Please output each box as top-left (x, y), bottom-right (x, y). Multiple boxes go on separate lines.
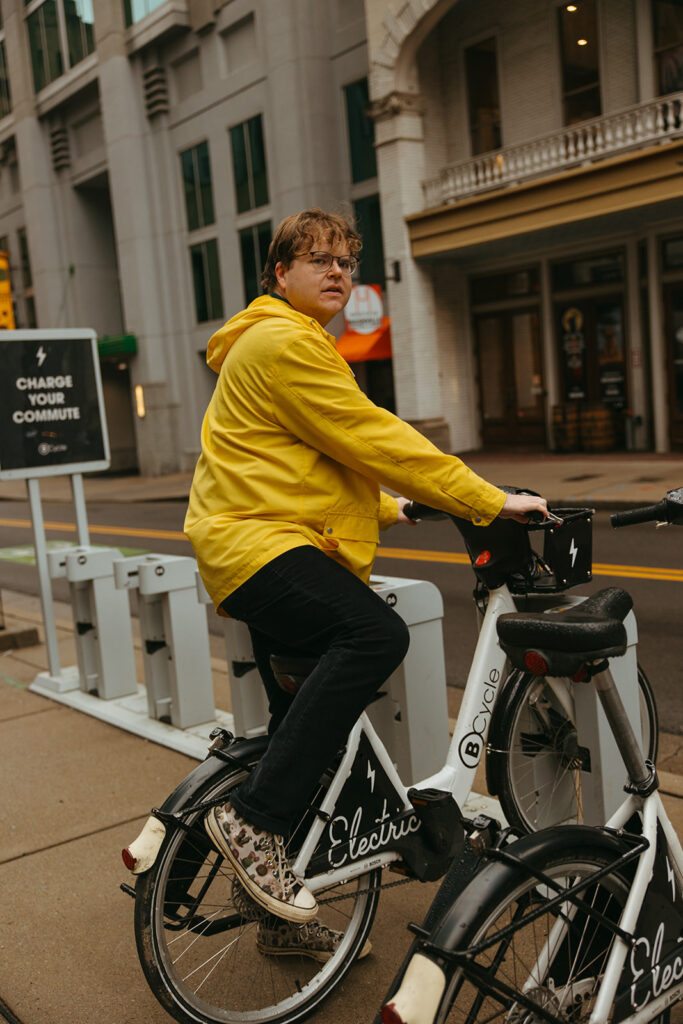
top-left (185, 295), bottom-right (506, 608)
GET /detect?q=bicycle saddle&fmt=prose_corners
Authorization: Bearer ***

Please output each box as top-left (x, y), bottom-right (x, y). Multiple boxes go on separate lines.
top-left (497, 586), bottom-right (632, 677)
top-left (269, 654), bottom-right (318, 693)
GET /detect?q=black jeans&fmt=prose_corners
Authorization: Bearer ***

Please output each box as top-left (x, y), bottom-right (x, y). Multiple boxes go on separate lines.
top-left (220, 545), bottom-right (410, 834)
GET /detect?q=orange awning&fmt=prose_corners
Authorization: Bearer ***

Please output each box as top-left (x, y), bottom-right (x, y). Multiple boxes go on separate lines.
top-left (336, 318), bottom-right (392, 363)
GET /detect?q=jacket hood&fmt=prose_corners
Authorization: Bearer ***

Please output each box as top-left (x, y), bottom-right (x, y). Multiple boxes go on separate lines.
top-left (206, 294), bottom-right (333, 373)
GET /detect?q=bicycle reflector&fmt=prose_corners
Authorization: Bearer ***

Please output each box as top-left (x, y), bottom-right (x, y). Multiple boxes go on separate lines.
top-left (524, 650), bottom-right (548, 674)
top-left (381, 1004), bottom-right (405, 1024)
top-left (122, 847), bottom-right (137, 871)
top-left (474, 550), bottom-right (492, 566)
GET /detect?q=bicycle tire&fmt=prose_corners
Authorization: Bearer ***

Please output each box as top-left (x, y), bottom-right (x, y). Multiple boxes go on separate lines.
top-left (428, 827), bottom-right (635, 1024)
top-left (488, 664), bottom-right (658, 834)
top-left (134, 753), bottom-right (380, 1024)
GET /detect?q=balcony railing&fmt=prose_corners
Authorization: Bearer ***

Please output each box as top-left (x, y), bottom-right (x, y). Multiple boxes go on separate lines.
top-left (423, 92), bottom-right (683, 209)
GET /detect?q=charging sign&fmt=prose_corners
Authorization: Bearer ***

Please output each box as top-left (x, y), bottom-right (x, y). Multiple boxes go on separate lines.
top-left (0, 329), bottom-right (110, 479)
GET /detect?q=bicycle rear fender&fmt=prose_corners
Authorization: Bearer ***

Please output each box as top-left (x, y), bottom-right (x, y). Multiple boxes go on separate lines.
top-left (122, 734), bottom-right (268, 874)
top-left (485, 667), bottom-right (530, 797)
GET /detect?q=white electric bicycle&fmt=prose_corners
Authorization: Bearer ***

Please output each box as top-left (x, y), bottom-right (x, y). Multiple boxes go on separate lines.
top-left (381, 487), bottom-right (683, 1024)
top-left (120, 492), bottom-right (657, 1024)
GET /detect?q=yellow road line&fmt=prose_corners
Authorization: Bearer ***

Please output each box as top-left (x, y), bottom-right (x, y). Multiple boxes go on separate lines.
top-left (0, 518), bottom-right (681, 582)
top-left (0, 517), bottom-right (186, 542)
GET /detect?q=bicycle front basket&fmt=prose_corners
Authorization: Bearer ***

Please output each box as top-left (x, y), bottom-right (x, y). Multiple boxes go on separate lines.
top-left (541, 508), bottom-right (593, 590)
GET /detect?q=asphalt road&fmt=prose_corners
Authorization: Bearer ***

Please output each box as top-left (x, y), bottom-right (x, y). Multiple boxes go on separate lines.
top-left (0, 498), bottom-right (682, 731)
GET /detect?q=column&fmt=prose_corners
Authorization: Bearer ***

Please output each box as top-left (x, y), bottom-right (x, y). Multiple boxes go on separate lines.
top-left (93, 0), bottom-right (186, 475)
top-left (625, 238), bottom-right (650, 451)
top-left (372, 91), bottom-right (451, 451)
top-left (646, 233), bottom-right (669, 452)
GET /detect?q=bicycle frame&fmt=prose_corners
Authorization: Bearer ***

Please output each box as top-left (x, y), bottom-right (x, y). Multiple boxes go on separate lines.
top-left (293, 581), bottom-right (631, 889)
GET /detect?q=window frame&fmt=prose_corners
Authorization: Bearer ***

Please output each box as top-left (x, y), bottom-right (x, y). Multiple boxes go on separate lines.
top-left (239, 219), bottom-right (272, 305)
top-left (189, 237), bottom-right (224, 324)
top-left (463, 34), bottom-right (503, 157)
top-left (229, 114), bottom-right (269, 214)
top-left (651, 0), bottom-right (683, 96)
top-left (0, 20), bottom-right (11, 119)
top-left (24, 0), bottom-right (95, 93)
top-left (557, 0), bottom-right (602, 126)
top-left (180, 140), bottom-right (215, 232)
top-left (343, 77), bottom-right (377, 184)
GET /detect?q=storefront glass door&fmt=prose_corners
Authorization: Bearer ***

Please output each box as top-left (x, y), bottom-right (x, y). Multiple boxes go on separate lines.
top-left (474, 308), bottom-right (545, 446)
top-left (555, 295), bottom-right (627, 409)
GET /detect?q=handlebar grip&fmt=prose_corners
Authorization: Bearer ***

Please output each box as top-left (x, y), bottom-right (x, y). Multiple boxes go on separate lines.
top-left (403, 501), bottom-right (449, 522)
top-left (610, 500), bottom-right (669, 528)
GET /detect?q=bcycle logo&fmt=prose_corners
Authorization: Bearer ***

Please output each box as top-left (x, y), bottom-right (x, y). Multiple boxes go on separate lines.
top-left (458, 668), bottom-right (500, 768)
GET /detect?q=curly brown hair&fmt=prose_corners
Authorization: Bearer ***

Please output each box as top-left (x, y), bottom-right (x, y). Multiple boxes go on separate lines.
top-left (261, 208), bottom-right (362, 293)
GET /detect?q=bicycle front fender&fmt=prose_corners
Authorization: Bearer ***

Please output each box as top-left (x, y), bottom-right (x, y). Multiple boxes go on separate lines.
top-left (425, 825), bottom-right (629, 954)
top-left (121, 734), bottom-right (269, 875)
top-left (379, 826), bottom-right (631, 1024)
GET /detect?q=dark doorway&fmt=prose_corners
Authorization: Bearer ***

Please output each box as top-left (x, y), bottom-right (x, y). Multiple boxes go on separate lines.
top-left (664, 283), bottom-right (683, 450)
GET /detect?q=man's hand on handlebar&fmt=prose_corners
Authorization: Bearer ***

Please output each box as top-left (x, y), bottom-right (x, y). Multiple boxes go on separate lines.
top-left (499, 492), bottom-right (549, 524)
top-left (396, 496), bottom-right (418, 525)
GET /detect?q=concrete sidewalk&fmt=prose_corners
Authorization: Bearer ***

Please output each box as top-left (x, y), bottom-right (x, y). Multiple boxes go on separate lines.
top-left (1, 586), bottom-right (683, 1024)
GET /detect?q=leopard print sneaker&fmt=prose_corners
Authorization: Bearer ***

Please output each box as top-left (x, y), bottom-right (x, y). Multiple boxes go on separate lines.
top-left (256, 919), bottom-right (372, 963)
top-left (204, 802), bottom-right (317, 923)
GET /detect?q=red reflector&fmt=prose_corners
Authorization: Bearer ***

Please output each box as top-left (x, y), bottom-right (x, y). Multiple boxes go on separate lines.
top-left (475, 550), bottom-right (492, 566)
top-left (381, 1004), bottom-right (405, 1024)
top-left (572, 666), bottom-right (588, 682)
top-left (524, 651), bottom-right (548, 675)
top-left (122, 847), bottom-right (137, 871)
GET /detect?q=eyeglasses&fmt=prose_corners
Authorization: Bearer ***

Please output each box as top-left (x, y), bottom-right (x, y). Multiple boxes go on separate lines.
top-left (304, 251), bottom-right (359, 276)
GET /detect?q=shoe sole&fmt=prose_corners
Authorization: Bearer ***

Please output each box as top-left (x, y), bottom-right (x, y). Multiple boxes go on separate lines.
top-left (204, 808), bottom-right (318, 925)
top-left (256, 938), bottom-right (372, 963)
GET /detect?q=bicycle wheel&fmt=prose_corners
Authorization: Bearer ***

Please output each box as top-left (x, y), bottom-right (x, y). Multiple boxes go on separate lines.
top-left (134, 755), bottom-right (380, 1024)
top-left (488, 664), bottom-right (658, 833)
top-left (430, 832), bottom-right (632, 1023)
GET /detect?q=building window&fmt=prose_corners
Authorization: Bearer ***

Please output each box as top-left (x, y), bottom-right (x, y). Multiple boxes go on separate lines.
top-left (558, 0), bottom-right (601, 125)
top-left (190, 239), bottom-right (223, 323)
top-left (0, 39), bottom-right (11, 118)
top-left (180, 141), bottom-right (214, 231)
top-left (123, 0), bottom-right (166, 27)
top-left (353, 195), bottom-right (385, 288)
top-left (229, 115), bottom-right (269, 214)
top-left (65, 0), bottom-right (95, 67)
top-left (239, 221), bottom-right (271, 305)
top-left (464, 38), bottom-right (502, 156)
top-left (653, 0), bottom-right (683, 95)
top-left (344, 78), bottom-right (377, 183)
top-left (26, 0), bottom-right (95, 93)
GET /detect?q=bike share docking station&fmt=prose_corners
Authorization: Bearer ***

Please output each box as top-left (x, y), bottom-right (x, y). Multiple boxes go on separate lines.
top-left (194, 572), bottom-right (452, 787)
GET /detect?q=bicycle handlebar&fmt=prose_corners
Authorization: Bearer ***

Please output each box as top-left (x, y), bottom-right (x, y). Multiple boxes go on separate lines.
top-left (403, 501), bottom-right (449, 522)
top-left (610, 487), bottom-right (683, 529)
top-left (403, 501), bottom-right (557, 527)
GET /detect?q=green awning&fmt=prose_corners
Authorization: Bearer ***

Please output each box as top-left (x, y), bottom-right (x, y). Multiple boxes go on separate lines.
top-left (98, 333), bottom-right (137, 357)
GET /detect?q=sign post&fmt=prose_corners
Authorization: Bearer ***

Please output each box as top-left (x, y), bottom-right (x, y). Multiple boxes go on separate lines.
top-left (0, 329), bottom-right (110, 686)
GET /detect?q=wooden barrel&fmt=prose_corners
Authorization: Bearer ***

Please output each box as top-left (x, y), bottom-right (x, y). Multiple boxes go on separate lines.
top-left (580, 402), bottom-right (618, 452)
top-left (552, 403), bottom-right (580, 452)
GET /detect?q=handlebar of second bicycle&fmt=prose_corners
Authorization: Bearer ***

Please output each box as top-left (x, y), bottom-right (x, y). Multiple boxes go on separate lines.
top-left (610, 486), bottom-right (683, 529)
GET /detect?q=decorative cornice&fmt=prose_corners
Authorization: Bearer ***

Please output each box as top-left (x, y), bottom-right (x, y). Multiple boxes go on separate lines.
top-left (368, 90), bottom-right (424, 122)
